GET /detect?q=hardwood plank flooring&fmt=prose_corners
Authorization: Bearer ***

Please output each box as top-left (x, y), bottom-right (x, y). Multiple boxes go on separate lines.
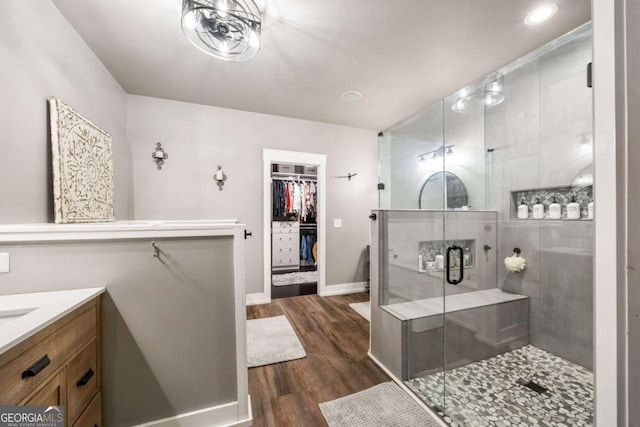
top-left (247, 293), bottom-right (390, 427)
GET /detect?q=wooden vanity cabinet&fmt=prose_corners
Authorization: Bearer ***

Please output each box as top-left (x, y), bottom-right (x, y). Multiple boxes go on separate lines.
top-left (22, 369), bottom-right (67, 407)
top-left (0, 297), bottom-right (102, 427)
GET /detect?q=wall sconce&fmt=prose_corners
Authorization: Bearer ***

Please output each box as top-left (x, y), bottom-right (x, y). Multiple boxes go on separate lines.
top-left (214, 165), bottom-right (227, 191)
top-left (152, 143), bottom-right (168, 170)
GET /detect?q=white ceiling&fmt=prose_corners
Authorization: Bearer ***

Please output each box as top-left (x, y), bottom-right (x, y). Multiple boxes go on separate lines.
top-left (52, 0), bottom-right (590, 131)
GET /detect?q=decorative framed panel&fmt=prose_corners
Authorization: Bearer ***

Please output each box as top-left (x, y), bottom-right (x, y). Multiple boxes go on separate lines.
top-left (49, 97), bottom-right (115, 223)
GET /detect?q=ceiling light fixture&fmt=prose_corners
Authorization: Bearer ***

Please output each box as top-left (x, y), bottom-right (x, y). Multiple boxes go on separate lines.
top-left (524, 3), bottom-right (558, 26)
top-left (342, 91), bottom-right (362, 102)
top-left (451, 73), bottom-right (505, 113)
top-left (181, 0), bottom-right (262, 61)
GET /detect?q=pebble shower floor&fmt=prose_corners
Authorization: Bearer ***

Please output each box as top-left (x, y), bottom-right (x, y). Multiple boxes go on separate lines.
top-left (406, 345), bottom-right (593, 426)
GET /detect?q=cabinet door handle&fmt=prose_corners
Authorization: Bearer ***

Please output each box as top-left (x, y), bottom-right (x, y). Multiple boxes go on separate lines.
top-left (76, 368), bottom-right (94, 387)
top-left (22, 355), bottom-right (50, 379)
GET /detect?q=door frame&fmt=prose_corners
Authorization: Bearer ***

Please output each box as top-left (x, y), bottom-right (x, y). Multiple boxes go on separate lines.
top-left (259, 149), bottom-right (327, 303)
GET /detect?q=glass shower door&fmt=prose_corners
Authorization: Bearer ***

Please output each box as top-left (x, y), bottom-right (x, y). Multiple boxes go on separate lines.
top-left (377, 101), bottom-right (448, 412)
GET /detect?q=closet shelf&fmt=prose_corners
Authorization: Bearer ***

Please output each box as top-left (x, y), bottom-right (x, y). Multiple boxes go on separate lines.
top-left (272, 172), bottom-right (318, 181)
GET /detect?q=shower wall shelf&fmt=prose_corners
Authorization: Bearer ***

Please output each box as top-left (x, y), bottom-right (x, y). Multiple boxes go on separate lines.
top-left (510, 184), bottom-right (593, 220)
top-left (418, 239), bottom-right (475, 272)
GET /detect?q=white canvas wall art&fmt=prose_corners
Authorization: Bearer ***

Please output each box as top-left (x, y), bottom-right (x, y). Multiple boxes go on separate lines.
top-left (48, 97), bottom-right (115, 223)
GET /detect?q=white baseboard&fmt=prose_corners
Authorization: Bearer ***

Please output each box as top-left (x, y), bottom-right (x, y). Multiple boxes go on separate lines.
top-left (367, 352), bottom-right (448, 427)
top-left (320, 281), bottom-right (367, 297)
top-left (133, 397), bottom-right (252, 427)
top-left (246, 292), bottom-right (270, 306)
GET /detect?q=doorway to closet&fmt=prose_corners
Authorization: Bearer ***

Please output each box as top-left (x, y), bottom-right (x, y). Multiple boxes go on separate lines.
top-left (262, 150), bottom-right (327, 302)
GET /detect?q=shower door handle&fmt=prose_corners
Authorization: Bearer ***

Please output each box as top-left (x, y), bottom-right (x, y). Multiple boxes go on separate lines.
top-left (446, 245), bottom-right (464, 285)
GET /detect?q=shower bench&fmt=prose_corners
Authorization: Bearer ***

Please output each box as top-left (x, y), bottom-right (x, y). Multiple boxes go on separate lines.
top-left (371, 288), bottom-right (530, 381)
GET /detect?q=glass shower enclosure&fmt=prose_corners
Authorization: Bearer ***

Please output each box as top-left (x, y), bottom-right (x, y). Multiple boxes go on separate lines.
top-left (371, 23), bottom-right (593, 426)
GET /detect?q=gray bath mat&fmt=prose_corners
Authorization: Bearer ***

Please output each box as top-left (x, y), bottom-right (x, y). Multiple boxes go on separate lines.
top-left (319, 382), bottom-right (440, 427)
top-left (272, 270), bottom-right (317, 286)
top-left (349, 301), bottom-right (371, 322)
top-left (247, 315), bottom-right (306, 367)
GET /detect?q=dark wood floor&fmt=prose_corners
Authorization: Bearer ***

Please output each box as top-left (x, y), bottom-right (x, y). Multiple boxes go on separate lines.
top-left (247, 293), bottom-right (390, 427)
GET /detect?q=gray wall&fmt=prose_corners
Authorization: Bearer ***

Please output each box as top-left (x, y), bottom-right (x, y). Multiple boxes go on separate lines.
top-left (0, 237), bottom-right (237, 427)
top-left (487, 31), bottom-right (594, 369)
top-left (126, 95), bottom-right (378, 294)
top-left (0, 1), bottom-right (132, 223)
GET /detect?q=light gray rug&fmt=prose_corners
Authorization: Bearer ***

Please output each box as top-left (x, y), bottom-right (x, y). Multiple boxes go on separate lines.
top-left (247, 315), bottom-right (306, 368)
top-left (319, 382), bottom-right (440, 427)
top-left (272, 270), bottom-right (317, 287)
top-left (349, 301), bottom-right (371, 322)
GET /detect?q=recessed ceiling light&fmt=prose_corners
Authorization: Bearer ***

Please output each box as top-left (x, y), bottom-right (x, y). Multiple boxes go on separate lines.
top-left (524, 3), bottom-right (558, 25)
top-left (342, 91), bottom-right (362, 102)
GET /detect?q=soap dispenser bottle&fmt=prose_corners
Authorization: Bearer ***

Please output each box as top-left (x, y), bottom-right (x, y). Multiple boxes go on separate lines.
top-left (588, 198), bottom-right (594, 219)
top-left (567, 196), bottom-right (581, 220)
top-left (532, 198), bottom-right (544, 220)
top-left (517, 198), bottom-right (529, 219)
top-left (464, 247), bottom-right (472, 267)
top-left (435, 250), bottom-right (444, 271)
top-left (549, 197), bottom-right (562, 219)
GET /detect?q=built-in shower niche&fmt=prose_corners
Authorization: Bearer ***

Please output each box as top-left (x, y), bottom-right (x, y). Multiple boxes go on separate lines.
top-left (418, 239), bottom-right (475, 272)
top-left (510, 185), bottom-right (593, 220)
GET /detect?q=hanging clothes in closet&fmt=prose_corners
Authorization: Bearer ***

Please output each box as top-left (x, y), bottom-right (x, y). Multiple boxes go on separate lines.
top-left (300, 232), bottom-right (316, 264)
top-left (272, 180), bottom-right (288, 219)
top-left (272, 179), bottom-right (317, 222)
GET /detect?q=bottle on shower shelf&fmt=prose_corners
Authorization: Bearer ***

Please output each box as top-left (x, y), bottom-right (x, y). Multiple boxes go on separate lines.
top-left (418, 250), bottom-right (426, 273)
top-left (549, 197), bottom-right (562, 220)
top-left (532, 198), bottom-right (544, 220)
top-left (567, 196), bottom-right (581, 220)
top-left (517, 198), bottom-right (529, 219)
top-left (435, 250), bottom-right (444, 271)
top-left (464, 247), bottom-right (472, 267)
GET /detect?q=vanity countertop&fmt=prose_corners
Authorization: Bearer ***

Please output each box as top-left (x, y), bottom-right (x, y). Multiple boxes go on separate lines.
top-left (0, 287), bottom-right (105, 355)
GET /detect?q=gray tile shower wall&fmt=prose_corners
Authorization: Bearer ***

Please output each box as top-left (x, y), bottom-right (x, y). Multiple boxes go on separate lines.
top-left (538, 222), bottom-right (593, 369)
top-left (487, 29), bottom-right (593, 370)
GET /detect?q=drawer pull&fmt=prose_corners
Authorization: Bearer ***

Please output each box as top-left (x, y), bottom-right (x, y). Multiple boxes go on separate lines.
top-left (21, 355), bottom-right (50, 379)
top-left (76, 368), bottom-right (94, 387)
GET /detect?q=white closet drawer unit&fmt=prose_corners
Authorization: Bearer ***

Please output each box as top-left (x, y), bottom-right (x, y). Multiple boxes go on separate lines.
top-left (273, 240), bottom-right (298, 255)
top-left (272, 222), bottom-right (299, 233)
top-left (272, 221), bottom-right (300, 268)
top-left (273, 233), bottom-right (297, 244)
top-left (272, 254), bottom-right (299, 267)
